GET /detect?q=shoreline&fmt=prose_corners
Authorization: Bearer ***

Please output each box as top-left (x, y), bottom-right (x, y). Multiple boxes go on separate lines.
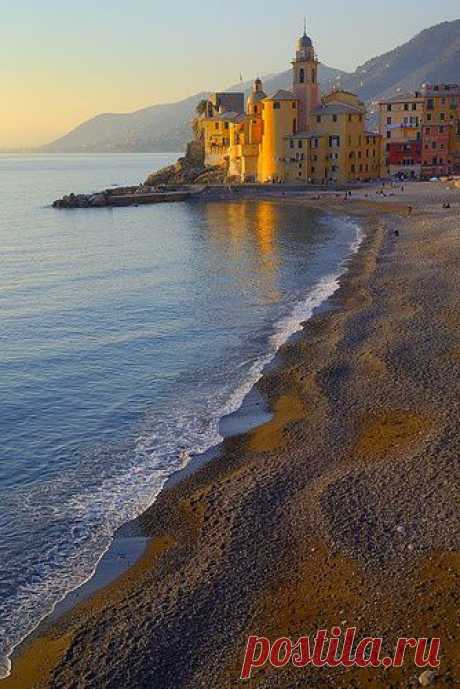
top-left (2, 183), bottom-right (459, 688)
top-left (1, 199), bottom-right (361, 678)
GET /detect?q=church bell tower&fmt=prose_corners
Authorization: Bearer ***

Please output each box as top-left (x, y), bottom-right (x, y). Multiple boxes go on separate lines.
top-left (292, 20), bottom-right (321, 131)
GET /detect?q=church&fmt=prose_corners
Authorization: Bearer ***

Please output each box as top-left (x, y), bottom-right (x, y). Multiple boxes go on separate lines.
top-left (196, 25), bottom-right (382, 185)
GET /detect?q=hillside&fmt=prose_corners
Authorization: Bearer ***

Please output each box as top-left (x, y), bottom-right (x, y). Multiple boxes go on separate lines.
top-left (40, 20), bottom-right (459, 154)
top-left (40, 64), bottom-right (344, 154)
top-left (340, 19), bottom-right (460, 105)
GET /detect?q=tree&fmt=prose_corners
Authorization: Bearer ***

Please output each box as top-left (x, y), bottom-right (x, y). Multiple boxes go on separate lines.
top-left (196, 99), bottom-right (208, 116)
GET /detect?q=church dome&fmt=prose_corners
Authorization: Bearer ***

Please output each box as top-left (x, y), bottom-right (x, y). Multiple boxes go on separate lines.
top-left (297, 32), bottom-right (312, 50)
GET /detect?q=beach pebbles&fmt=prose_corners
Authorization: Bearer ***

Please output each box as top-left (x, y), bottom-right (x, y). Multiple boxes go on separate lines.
top-left (419, 670), bottom-right (438, 686)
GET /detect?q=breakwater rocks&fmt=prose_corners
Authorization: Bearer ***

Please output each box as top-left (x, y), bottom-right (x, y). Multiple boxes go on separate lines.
top-left (53, 191), bottom-right (114, 208)
top-left (53, 186), bottom-right (201, 209)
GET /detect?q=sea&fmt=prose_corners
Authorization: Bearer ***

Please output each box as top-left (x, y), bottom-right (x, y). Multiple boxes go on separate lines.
top-left (0, 153), bottom-right (362, 677)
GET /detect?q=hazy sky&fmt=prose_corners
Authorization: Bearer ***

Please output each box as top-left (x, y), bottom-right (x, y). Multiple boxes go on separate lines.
top-left (1, 1), bottom-right (458, 147)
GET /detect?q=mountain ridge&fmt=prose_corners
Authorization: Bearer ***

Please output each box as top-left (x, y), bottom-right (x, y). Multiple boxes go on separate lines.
top-left (40, 19), bottom-right (459, 153)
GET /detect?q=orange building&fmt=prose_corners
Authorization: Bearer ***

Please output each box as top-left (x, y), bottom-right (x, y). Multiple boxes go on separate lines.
top-left (196, 25), bottom-right (381, 184)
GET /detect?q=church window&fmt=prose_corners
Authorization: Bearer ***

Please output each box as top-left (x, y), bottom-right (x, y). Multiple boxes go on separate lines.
top-left (300, 68), bottom-right (305, 84)
top-left (312, 69), bottom-right (316, 84)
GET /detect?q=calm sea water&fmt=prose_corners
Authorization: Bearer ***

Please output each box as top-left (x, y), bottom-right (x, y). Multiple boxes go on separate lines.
top-left (0, 153), bottom-right (361, 677)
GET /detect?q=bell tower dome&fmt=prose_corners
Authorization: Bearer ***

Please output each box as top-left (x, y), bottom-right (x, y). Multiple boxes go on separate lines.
top-left (292, 20), bottom-right (321, 131)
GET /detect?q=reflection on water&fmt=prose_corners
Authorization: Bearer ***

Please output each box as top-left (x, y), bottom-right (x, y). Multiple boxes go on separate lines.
top-left (0, 153), bottom-right (359, 679)
top-left (202, 200), bottom-right (295, 303)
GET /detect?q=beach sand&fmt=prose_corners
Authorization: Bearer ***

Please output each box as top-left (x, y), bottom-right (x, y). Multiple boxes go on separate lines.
top-left (3, 181), bottom-right (459, 689)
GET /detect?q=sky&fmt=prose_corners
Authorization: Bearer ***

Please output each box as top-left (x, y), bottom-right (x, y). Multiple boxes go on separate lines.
top-left (1, 0), bottom-right (459, 148)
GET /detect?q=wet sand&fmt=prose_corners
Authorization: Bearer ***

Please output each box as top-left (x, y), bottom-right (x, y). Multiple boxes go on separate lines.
top-left (3, 182), bottom-right (459, 689)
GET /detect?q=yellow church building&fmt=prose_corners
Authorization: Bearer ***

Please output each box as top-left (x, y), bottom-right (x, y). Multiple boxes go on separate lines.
top-left (196, 26), bottom-right (382, 184)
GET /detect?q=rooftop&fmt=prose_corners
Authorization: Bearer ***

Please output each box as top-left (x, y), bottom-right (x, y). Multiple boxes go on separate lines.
top-left (312, 103), bottom-right (365, 115)
top-left (265, 89), bottom-right (297, 101)
top-left (380, 93), bottom-right (424, 104)
top-left (219, 111), bottom-right (245, 123)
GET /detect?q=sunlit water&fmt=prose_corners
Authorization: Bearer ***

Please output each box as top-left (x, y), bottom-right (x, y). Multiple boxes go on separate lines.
top-left (0, 153), bottom-right (361, 677)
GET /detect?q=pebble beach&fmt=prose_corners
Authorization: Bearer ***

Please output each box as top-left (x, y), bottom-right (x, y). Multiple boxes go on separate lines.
top-left (3, 181), bottom-right (459, 689)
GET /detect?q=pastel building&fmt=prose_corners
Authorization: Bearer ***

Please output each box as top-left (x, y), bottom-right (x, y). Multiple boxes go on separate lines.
top-left (196, 26), bottom-right (382, 184)
top-left (378, 84), bottom-right (460, 178)
top-left (285, 91), bottom-right (381, 184)
top-left (378, 93), bottom-right (424, 179)
top-left (421, 84), bottom-right (460, 178)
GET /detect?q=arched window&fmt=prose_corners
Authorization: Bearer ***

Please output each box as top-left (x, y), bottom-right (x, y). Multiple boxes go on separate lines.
top-left (312, 69), bottom-right (316, 84)
top-left (299, 68), bottom-right (305, 84)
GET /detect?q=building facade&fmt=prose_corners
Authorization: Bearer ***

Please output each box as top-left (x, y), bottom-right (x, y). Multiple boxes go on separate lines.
top-left (196, 27), bottom-right (382, 184)
top-left (378, 84), bottom-right (460, 179)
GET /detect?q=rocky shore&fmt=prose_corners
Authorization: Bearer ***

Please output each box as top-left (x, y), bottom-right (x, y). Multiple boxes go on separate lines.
top-left (4, 183), bottom-right (459, 689)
